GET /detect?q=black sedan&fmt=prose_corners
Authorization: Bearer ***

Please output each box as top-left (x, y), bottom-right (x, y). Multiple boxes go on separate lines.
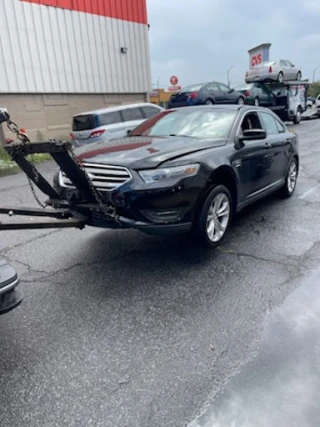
top-left (53, 105), bottom-right (299, 248)
top-left (0, 260), bottom-right (22, 315)
top-left (168, 82), bottom-right (245, 108)
top-left (234, 83), bottom-right (276, 107)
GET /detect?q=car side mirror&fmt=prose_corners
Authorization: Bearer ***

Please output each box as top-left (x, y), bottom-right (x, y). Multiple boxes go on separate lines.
top-left (235, 129), bottom-right (267, 148)
top-left (127, 129), bottom-right (131, 136)
top-left (229, 88), bottom-right (234, 93)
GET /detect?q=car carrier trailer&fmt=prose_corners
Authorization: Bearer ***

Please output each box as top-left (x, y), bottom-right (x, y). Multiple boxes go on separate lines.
top-left (262, 79), bottom-right (309, 124)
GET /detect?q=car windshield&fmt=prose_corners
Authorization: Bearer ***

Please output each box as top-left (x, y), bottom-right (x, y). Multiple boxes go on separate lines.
top-left (130, 109), bottom-right (236, 139)
top-left (180, 84), bottom-right (203, 93)
top-left (72, 114), bottom-right (95, 131)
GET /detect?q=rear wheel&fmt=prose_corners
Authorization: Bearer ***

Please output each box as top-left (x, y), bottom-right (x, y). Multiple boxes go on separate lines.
top-left (205, 99), bottom-right (214, 105)
top-left (280, 158), bottom-right (298, 198)
top-left (193, 185), bottom-right (232, 248)
top-left (293, 107), bottom-right (301, 124)
top-left (254, 97), bottom-right (260, 106)
top-left (277, 72), bottom-right (284, 83)
top-left (296, 71), bottom-right (302, 81)
top-left (237, 97), bottom-right (245, 105)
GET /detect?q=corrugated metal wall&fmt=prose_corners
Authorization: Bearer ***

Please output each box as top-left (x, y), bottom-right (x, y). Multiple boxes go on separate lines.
top-left (0, 0), bottom-right (151, 93)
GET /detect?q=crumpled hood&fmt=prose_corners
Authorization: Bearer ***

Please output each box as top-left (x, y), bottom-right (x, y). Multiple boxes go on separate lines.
top-left (75, 136), bottom-right (227, 169)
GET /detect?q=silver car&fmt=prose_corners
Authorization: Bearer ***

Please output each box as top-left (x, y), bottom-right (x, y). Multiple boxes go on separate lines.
top-left (71, 103), bottom-right (164, 147)
top-left (245, 59), bottom-right (302, 84)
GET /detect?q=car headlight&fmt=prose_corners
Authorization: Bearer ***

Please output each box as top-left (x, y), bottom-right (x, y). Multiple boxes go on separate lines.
top-left (139, 164), bottom-right (200, 183)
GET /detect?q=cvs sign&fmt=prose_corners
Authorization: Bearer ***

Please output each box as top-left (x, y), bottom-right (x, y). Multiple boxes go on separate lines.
top-left (251, 53), bottom-right (262, 68)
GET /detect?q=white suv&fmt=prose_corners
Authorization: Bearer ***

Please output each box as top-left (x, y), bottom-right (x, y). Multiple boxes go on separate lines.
top-left (71, 103), bottom-right (164, 147)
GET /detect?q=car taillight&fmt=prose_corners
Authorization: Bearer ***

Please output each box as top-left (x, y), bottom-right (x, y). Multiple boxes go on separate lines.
top-left (70, 133), bottom-right (75, 140)
top-left (89, 130), bottom-right (105, 138)
top-left (189, 91), bottom-right (198, 99)
top-left (243, 90), bottom-right (250, 97)
top-left (269, 66), bottom-right (273, 73)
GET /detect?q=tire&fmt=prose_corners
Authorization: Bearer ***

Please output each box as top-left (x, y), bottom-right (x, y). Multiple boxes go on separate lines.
top-left (237, 97), bottom-right (245, 105)
top-left (254, 97), bottom-right (260, 106)
top-left (293, 107), bottom-right (301, 124)
top-left (296, 71), bottom-right (302, 81)
top-left (193, 185), bottom-right (232, 248)
top-left (277, 72), bottom-right (284, 83)
top-left (205, 99), bottom-right (214, 105)
top-left (280, 158), bottom-right (298, 198)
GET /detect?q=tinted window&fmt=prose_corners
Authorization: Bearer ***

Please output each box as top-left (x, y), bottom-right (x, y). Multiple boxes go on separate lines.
top-left (142, 106), bottom-right (161, 118)
top-left (218, 83), bottom-right (230, 93)
top-left (131, 109), bottom-right (236, 139)
top-left (240, 112), bottom-right (262, 134)
top-left (206, 83), bottom-right (219, 91)
top-left (180, 84), bottom-right (203, 93)
top-left (260, 112), bottom-right (280, 135)
top-left (121, 107), bottom-right (143, 121)
top-left (98, 111), bottom-right (122, 126)
top-left (280, 60), bottom-right (287, 66)
top-left (72, 114), bottom-right (95, 131)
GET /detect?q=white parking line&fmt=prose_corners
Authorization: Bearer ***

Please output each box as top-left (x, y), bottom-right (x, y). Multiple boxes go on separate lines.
top-left (299, 183), bottom-right (320, 200)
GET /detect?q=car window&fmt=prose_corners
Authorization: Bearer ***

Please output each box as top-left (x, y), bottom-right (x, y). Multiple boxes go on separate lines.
top-left (218, 83), bottom-right (230, 93)
top-left (180, 84), bottom-right (203, 93)
top-left (98, 111), bottom-right (122, 126)
top-left (260, 112), bottom-right (280, 135)
top-left (287, 60), bottom-right (293, 66)
top-left (121, 107), bottom-right (144, 121)
top-left (239, 112), bottom-right (262, 135)
top-left (275, 119), bottom-right (286, 133)
top-left (280, 60), bottom-right (288, 66)
top-left (142, 106), bottom-right (161, 119)
top-left (72, 114), bottom-right (96, 131)
top-left (206, 83), bottom-right (219, 91)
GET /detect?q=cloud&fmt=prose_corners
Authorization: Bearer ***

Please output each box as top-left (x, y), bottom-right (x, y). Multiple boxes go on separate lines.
top-left (147, 0), bottom-right (320, 88)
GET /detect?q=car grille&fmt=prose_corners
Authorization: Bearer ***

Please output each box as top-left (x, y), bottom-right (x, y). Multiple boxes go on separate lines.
top-left (59, 162), bottom-right (132, 192)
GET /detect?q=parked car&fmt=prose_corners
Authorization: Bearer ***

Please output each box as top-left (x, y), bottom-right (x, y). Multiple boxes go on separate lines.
top-left (0, 259), bottom-right (22, 315)
top-left (307, 96), bottom-right (315, 108)
top-left (54, 105), bottom-right (299, 248)
top-left (316, 94), bottom-right (320, 117)
top-left (168, 82), bottom-right (245, 108)
top-left (233, 83), bottom-right (276, 106)
top-left (245, 59), bottom-right (302, 84)
top-left (71, 103), bottom-right (164, 147)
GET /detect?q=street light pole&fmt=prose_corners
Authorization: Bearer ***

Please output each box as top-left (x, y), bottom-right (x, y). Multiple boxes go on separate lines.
top-left (157, 77), bottom-right (160, 105)
top-left (313, 66), bottom-right (320, 83)
top-left (227, 66), bottom-right (233, 87)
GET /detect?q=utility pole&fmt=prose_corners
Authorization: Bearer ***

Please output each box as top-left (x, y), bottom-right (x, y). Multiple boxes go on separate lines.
top-left (227, 66), bottom-right (233, 87)
top-left (313, 66), bottom-right (320, 83)
top-left (157, 77), bottom-right (160, 106)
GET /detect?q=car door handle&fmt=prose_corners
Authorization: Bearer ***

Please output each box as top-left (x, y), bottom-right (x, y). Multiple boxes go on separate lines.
top-left (264, 142), bottom-right (271, 149)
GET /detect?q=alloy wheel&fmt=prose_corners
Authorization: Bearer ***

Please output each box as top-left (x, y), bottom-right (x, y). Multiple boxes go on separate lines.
top-left (206, 193), bottom-right (231, 242)
top-left (237, 97), bottom-right (244, 105)
top-left (287, 161), bottom-right (298, 194)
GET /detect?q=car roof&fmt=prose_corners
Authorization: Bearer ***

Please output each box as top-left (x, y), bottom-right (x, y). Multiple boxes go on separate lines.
top-left (168, 105), bottom-right (275, 114)
top-left (73, 103), bottom-right (162, 117)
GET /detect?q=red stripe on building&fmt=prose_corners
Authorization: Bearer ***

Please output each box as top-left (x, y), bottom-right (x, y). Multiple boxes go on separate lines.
top-left (20, 0), bottom-right (148, 24)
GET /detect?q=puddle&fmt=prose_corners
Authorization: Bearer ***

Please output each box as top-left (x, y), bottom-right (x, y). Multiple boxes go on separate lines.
top-left (190, 269), bottom-right (320, 427)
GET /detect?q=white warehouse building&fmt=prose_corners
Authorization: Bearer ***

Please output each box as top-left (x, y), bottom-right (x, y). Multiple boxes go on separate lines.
top-left (0, 0), bottom-right (151, 140)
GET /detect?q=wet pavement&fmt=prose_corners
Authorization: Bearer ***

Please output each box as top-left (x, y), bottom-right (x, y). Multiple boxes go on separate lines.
top-left (1, 119), bottom-right (320, 427)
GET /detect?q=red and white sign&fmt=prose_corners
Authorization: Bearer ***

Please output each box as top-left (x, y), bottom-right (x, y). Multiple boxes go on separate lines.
top-left (251, 53), bottom-right (262, 68)
top-left (170, 76), bottom-right (179, 86)
top-left (168, 85), bottom-right (181, 92)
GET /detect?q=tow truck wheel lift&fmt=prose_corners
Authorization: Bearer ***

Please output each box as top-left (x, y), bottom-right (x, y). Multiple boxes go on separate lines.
top-left (0, 111), bottom-right (117, 232)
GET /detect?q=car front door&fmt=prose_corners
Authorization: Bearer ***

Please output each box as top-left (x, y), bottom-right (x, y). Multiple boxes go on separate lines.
top-left (206, 83), bottom-right (224, 103)
top-left (258, 111), bottom-right (292, 182)
top-left (231, 111), bottom-right (273, 200)
top-left (218, 83), bottom-right (235, 103)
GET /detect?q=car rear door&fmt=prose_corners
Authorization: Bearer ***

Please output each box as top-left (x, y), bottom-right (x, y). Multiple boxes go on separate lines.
top-left (231, 111), bottom-right (273, 200)
top-left (258, 111), bottom-right (291, 182)
top-left (141, 105), bottom-right (163, 120)
top-left (96, 110), bottom-right (125, 140)
top-left (121, 107), bottom-right (146, 134)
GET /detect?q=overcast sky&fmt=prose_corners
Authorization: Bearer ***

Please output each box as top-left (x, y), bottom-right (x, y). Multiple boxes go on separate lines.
top-left (147, 0), bottom-right (320, 89)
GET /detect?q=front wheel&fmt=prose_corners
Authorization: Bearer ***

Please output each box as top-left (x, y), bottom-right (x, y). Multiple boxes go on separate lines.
top-left (293, 107), bottom-right (301, 124)
top-left (254, 97), bottom-right (260, 106)
top-left (277, 72), bottom-right (284, 83)
top-left (193, 185), bottom-right (232, 248)
top-left (280, 158), bottom-right (298, 198)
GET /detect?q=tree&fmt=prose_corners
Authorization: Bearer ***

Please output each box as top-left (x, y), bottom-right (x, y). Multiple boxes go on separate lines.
top-left (308, 81), bottom-right (320, 98)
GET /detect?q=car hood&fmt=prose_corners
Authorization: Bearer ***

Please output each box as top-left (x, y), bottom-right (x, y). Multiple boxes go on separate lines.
top-left (75, 136), bottom-right (227, 169)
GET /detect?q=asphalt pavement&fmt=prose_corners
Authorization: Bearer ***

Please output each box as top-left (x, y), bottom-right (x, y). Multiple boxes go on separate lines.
top-left (1, 119), bottom-right (320, 427)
